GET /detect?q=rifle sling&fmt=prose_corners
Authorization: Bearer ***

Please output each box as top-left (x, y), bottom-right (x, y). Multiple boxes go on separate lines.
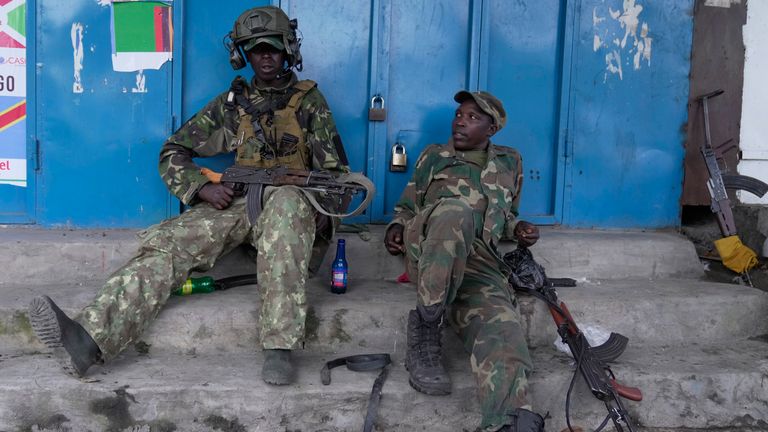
top-left (321, 353), bottom-right (392, 432)
top-left (243, 172), bottom-right (376, 224)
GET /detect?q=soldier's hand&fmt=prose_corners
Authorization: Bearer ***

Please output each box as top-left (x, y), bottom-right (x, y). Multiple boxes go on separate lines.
top-left (514, 220), bottom-right (539, 247)
top-left (198, 183), bottom-right (234, 210)
top-left (384, 224), bottom-right (405, 255)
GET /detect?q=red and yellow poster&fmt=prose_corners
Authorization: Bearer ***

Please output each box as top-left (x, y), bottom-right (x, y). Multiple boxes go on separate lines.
top-left (0, 0), bottom-right (27, 187)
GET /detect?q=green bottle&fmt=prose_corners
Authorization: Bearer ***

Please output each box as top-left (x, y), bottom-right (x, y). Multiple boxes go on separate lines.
top-left (172, 276), bottom-right (216, 296)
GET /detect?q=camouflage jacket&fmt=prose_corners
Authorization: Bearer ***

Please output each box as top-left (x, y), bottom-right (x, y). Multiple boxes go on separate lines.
top-left (159, 72), bottom-right (349, 205)
top-left (390, 139), bottom-right (524, 252)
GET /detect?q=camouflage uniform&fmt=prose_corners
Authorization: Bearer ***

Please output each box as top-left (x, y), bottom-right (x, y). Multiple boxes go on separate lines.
top-left (389, 139), bottom-right (533, 432)
top-left (77, 72), bottom-right (348, 360)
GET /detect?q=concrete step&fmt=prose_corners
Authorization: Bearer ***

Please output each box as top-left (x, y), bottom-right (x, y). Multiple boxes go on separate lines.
top-left (2, 277), bottom-right (767, 356)
top-left (1, 338), bottom-right (766, 432)
top-left (0, 226), bottom-right (704, 286)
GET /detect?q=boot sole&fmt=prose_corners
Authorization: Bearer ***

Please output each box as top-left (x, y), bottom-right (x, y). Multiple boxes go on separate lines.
top-left (262, 375), bottom-right (291, 386)
top-left (408, 376), bottom-right (452, 396)
top-left (28, 296), bottom-right (85, 378)
top-left (405, 360), bottom-right (452, 396)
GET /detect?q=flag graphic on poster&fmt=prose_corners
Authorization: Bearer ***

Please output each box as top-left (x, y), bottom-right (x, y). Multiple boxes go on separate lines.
top-left (0, 0), bottom-right (26, 187)
top-left (111, 1), bottom-right (173, 72)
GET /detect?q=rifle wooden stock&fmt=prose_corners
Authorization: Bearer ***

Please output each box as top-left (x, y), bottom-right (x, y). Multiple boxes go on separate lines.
top-left (611, 379), bottom-right (643, 402)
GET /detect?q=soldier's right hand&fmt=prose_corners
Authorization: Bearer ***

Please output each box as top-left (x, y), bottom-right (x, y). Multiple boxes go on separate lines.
top-left (198, 183), bottom-right (235, 210)
top-left (384, 224), bottom-right (405, 255)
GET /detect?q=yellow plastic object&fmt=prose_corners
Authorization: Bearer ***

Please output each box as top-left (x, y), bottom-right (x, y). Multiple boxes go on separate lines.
top-left (200, 167), bottom-right (222, 184)
top-left (714, 235), bottom-right (758, 274)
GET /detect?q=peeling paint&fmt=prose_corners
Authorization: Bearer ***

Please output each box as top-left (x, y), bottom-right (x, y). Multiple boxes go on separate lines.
top-left (593, 0), bottom-right (653, 81)
top-left (71, 23), bottom-right (84, 93)
top-left (704, 0), bottom-right (741, 7)
top-left (96, 0), bottom-right (111, 6)
top-left (132, 70), bottom-right (147, 93)
top-left (606, 50), bottom-right (623, 80)
top-left (634, 22), bottom-right (652, 70)
top-left (593, 7), bottom-right (605, 26)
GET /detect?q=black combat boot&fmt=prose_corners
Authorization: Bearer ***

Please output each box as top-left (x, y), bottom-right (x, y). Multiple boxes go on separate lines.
top-left (498, 408), bottom-right (545, 432)
top-left (405, 304), bottom-right (451, 395)
top-left (28, 295), bottom-right (102, 378)
top-left (262, 349), bottom-right (294, 385)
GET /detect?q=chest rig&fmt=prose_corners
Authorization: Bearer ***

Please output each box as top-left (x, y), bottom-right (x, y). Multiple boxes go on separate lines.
top-left (227, 77), bottom-right (316, 169)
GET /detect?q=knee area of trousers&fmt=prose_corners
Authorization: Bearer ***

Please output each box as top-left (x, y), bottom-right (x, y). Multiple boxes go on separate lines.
top-left (428, 199), bottom-right (474, 230)
top-left (263, 187), bottom-right (311, 216)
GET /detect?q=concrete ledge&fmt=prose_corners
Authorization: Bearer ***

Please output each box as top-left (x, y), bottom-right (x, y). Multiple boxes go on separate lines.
top-left (1, 339), bottom-right (766, 432)
top-left (3, 277), bottom-right (766, 354)
top-left (0, 226), bottom-right (704, 286)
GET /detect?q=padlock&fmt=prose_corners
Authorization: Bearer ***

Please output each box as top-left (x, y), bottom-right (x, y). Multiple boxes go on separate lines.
top-left (368, 95), bottom-right (387, 121)
top-left (390, 143), bottom-right (407, 172)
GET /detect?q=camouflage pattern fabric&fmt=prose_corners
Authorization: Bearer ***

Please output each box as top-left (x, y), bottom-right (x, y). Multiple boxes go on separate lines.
top-left (159, 72), bottom-right (348, 205)
top-left (78, 187), bottom-right (315, 359)
top-left (389, 139), bottom-right (532, 431)
top-left (76, 73), bottom-right (347, 359)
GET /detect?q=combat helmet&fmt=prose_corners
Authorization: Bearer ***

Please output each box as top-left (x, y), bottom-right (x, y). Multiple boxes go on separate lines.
top-left (225, 6), bottom-right (303, 72)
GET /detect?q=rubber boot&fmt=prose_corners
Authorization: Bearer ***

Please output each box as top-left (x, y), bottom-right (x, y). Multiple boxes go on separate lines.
top-left (262, 349), bottom-right (294, 385)
top-left (498, 408), bottom-right (545, 432)
top-left (405, 304), bottom-right (451, 395)
top-left (28, 295), bottom-right (102, 378)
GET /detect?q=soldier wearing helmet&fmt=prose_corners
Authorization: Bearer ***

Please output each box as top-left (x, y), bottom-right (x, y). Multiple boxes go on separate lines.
top-left (29, 6), bottom-right (349, 386)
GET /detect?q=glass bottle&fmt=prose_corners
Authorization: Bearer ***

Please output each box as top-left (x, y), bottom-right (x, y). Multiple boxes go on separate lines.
top-left (172, 276), bottom-right (216, 296)
top-left (330, 238), bottom-right (348, 294)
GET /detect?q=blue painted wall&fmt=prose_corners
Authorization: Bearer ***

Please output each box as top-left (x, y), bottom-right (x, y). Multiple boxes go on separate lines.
top-left (11, 0), bottom-right (694, 229)
top-left (565, 0), bottom-right (694, 228)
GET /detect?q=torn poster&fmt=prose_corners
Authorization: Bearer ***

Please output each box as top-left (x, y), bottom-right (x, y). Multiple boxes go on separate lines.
top-left (111, 1), bottom-right (173, 72)
top-left (0, 0), bottom-right (27, 187)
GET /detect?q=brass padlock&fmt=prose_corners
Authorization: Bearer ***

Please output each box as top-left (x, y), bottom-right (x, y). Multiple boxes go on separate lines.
top-left (390, 143), bottom-right (407, 172)
top-left (368, 95), bottom-right (387, 121)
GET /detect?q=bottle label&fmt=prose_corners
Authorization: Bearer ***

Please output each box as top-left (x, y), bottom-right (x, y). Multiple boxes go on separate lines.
top-left (332, 271), bottom-right (347, 287)
top-left (181, 279), bottom-right (193, 295)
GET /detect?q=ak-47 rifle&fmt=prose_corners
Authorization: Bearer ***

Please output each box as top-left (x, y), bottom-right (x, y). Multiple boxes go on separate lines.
top-left (202, 165), bottom-right (375, 224)
top-left (698, 89), bottom-right (768, 237)
top-left (505, 247), bottom-right (642, 432)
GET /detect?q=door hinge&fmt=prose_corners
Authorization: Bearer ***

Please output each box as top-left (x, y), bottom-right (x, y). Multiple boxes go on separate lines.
top-left (33, 139), bottom-right (40, 171)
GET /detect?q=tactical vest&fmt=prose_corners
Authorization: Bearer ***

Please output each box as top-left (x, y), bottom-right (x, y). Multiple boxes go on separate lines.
top-left (234, 79), bottom-right (316, 170)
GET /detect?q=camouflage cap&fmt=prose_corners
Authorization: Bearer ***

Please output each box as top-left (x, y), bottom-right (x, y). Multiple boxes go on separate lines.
top-left (243, 35), bottom-right (285, 53)
top-left (454, 90), bottom-right (507, 129)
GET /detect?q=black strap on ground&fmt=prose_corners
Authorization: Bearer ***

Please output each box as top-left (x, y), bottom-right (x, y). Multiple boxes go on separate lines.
top-left (321, 353), bottom-right (392, 432)
top-left (214, 274), bottom-right (258, 290)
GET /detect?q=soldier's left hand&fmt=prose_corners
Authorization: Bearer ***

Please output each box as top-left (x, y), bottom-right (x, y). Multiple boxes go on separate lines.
top-left (514, 220), bottom-right (539, 247)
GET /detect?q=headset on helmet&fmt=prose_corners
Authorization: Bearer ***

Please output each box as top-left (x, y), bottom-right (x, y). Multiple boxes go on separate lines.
top-left (224, 6), bottom-right (303, 72)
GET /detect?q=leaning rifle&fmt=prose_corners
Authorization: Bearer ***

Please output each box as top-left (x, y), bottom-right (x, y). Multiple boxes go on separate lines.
top-left (698, 89), bottom-right (768, 237)
top-left (506, 247), bottom-right (642, 432)
top-left (202, 165), bottom-right (375, 224)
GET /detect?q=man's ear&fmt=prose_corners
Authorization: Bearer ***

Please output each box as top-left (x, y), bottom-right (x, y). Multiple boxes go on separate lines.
top-left (487, 123), bottom-right (499, 137)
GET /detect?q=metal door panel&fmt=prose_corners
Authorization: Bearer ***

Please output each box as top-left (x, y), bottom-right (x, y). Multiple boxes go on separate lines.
top-left (379, 0), bottom-right (472, 221)
top-left (35, 0), bottom-right (172, 227)
top-left (567, 0), bottom-right (693, 228)
top-left (481, 0), bottom-right (567, 223)
top-left (281, 0), bottom-right (373, 223)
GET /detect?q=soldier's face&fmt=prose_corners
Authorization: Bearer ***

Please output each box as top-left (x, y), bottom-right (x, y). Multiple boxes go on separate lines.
top-left (247, 44), bottom-right (287, 84)
top-left (452, 100), bottom-right (497, 151)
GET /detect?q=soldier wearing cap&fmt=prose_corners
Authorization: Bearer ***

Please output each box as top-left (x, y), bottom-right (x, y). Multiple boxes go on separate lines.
top-left (28, 6), bottom-right (349, 386)
top-left (385, 91), bottom-right (545, 432)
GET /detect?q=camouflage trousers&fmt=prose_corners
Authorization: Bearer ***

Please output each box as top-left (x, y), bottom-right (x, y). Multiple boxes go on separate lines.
top-left (77, 186), bottom-right (315, 360)
top-left (405, 198), bottom-right (534, 432)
